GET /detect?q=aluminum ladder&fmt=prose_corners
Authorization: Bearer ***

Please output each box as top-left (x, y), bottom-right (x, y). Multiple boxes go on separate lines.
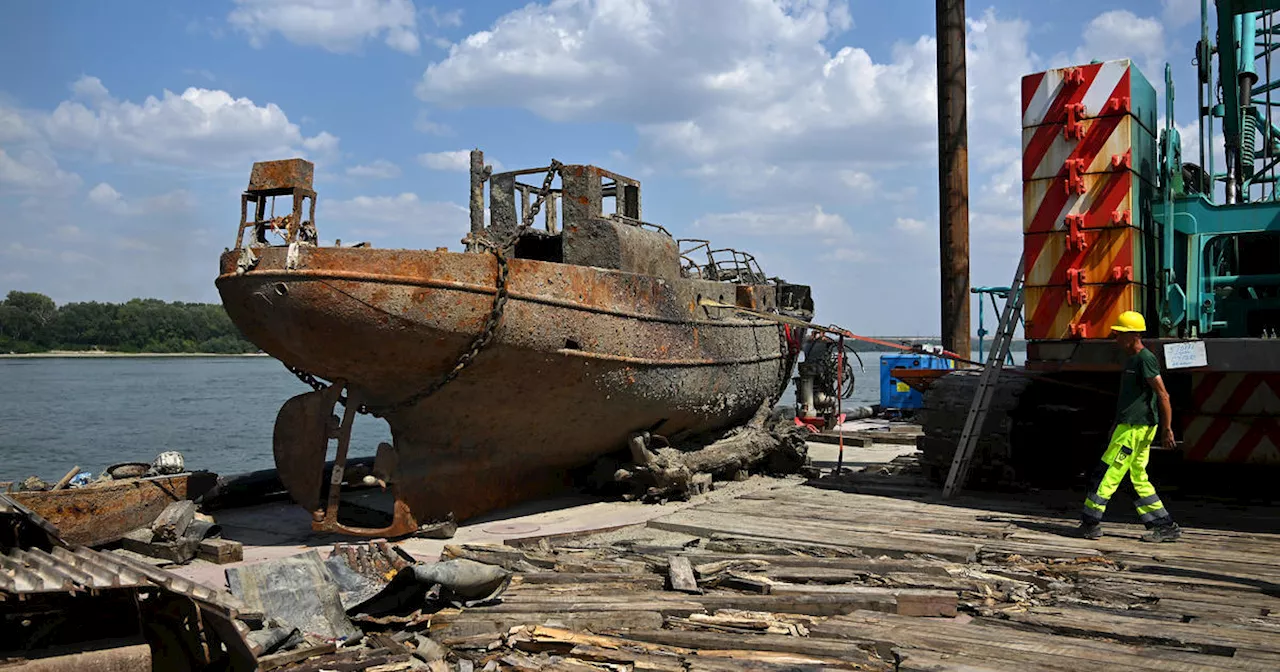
top-left (942, 256), bottom-right (1025, 498)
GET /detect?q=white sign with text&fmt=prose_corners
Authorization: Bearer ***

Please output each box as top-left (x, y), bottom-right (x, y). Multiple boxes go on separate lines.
top-left (1164, 341), bottom-right (1208, 369)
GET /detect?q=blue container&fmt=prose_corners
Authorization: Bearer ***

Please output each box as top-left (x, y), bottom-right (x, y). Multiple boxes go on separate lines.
top-left (880, 354), bottom-right (952, 411)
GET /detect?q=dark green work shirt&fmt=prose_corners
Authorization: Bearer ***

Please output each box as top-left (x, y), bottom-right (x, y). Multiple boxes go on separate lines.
top-left (1115, 348), bottom-right (1161, 426)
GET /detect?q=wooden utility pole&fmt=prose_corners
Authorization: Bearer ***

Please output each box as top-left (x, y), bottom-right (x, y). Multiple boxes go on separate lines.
top-left (936, 0), bottom-right (971, 360)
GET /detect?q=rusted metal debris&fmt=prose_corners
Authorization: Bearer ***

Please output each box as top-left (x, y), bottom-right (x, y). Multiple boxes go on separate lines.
top-left (217, 150), bottom-right (816, 536)
top-left (227, 550), bottom-right (364, 642)
top-left (9, 470), bottom-right (217, 547)
top-left (0, 493), bottom-right (258, 671)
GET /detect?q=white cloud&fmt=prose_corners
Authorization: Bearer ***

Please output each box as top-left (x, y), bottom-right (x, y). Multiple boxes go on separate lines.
top-left (346, 159), bottom-right (401, 179)
top-left (325, 193), bottom-right (465, 226)
top-left (302, 131), bottom-right (340, 155)
top-left (418, 1), bottom-right (861, 126)
top-left (425, 6), bottom-right (462, 28)
top-left (55, 225), bottom-right (89, 242)
top-left (229, 0), bottom-right (421, 54)
top-left (69, 75), bottom-right (110, 104)
top-left (414, 111), bottom-right (452, 135)
top-left (418, 149), bottom-right (502, 172)
top-left (1162, 0), bottom-right (1200, 28)
top-left (821, 246), bottom-right (865, 263)
top-left (60, 250), bottom-right (97, 266)
top-left (87, 182), bottom-right (194, 216)
top-left (3, 242), bottom-right (51, 258)
top-left (416, 2), bottom-right (1029, 189)
top-left (37, 76), bottom-right (338, 168)
top-left (0, 105), bottom-right (35, 143)
top-left (87, 182), bottom-right (123, 209)
top-left (0, 149), bottom-right (82, 194)
top-left (894, 217), bottom-right (927, 235)
top-left (694, 205), bottom-right (853, 243)
top-left (1072, 10), bottom-right (1164, 75)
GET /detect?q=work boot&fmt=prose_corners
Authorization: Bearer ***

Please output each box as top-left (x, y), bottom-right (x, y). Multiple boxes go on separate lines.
top-left (1140, 522), bottom-right (1181, 543)
top-left (1076, 521), bottom-right (1103, 540)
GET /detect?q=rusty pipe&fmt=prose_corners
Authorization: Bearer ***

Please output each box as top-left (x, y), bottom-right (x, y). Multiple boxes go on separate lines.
top-left (468, 149), bottom-right (486, 251)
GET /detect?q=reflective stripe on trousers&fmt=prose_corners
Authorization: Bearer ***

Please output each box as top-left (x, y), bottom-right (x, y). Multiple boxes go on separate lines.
top-left (1082, 424), bottom-right (1173, 525)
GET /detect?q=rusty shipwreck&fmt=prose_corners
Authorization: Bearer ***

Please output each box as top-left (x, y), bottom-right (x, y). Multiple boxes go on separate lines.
top-left (216, 151), bottom-right (814, 537)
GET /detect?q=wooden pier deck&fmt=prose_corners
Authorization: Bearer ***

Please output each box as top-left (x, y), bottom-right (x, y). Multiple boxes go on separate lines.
top-left (427, 455), bottom-right (1280, 671)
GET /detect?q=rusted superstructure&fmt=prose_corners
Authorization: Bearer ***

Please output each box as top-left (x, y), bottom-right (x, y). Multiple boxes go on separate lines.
top-left (216, 152), bottom-right (813, 536)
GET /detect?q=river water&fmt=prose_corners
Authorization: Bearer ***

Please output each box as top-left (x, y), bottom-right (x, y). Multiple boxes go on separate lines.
top-left (0, 351), bottom-right (1024, 483)
top-left (0, 356), bottom-right (393, 483)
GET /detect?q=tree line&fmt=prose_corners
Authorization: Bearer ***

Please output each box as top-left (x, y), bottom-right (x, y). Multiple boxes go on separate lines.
top-left (0, 291), bottom-right (258, 354)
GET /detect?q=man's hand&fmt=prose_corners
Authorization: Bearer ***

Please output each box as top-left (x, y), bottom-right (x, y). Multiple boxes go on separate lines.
top-left (1150, 374), bottom-right (1176, 449)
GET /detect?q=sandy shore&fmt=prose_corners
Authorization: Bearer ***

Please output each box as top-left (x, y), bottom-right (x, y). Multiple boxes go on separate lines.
top-left (0, 351), bottom-right (270, 358)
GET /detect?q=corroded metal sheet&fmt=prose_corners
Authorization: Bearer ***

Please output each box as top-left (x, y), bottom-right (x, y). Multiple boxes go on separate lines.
top-left (248, 158), bottom-right (313, 193)
top-left (0, 545), bottom-right (149, 594)
top-left (272, 387), bottom-right (342, 513)
top-left (10, 473), bottom-right (217, 547)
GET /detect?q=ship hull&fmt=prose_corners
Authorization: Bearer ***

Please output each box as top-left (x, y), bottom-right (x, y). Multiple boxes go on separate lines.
top-left (217, 246), bottom-right (792, 523)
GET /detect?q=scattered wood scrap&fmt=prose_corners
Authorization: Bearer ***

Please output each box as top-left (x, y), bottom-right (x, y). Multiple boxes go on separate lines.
top-left (417, 453), bottom-right (1280, 671)
top-left (210, 452), bottom-right (1279, 672)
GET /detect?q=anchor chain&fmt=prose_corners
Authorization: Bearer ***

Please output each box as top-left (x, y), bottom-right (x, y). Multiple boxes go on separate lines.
top-left (286, 160), bottom-right (563, 418)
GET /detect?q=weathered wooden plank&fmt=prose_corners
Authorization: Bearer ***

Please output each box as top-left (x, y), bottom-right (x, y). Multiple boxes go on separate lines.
top-left (616, 630), bottom-right (890, 670)
top-left (257, 643), bottom-right (338, 671)
top-left (991, 605), bottom-right (1280, 656)
top-left (816, 611), bottom-right (1261, 672)
top-left (765, 585), bottom-right (957, 617)
top-left (150, 500), bottom-right (197, 542)
top-left (647, 510), bottom-right (979, 562)
top-left (678, 550), bottom-right (956, 573)
top-left (668, 556), bottom-right (702, 594)
top-left (429, 610), bottom-right (666, 639)
top-left (197, 537), bottom-right (243, 564)
top-left (565, 644), bottom-right (685, 672)
top-left (1075, 568), bottom-right (1277, 595)
top-left (895, 648), bottom-right (1050, 672)
top-left (514, 572), bottom-right (664, 588)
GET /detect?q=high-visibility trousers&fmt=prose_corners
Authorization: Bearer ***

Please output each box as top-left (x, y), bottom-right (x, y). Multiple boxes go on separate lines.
top-left (1082, 424), bottom-right (1174, 527)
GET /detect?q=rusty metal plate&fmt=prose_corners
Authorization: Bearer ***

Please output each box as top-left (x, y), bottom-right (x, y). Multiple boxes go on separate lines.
top-left (10, 473), bottom-right (216, 547)
top-left (248, 158), bottom-right (314, 193)
top-left (273, 387), bottom-right (342, 513)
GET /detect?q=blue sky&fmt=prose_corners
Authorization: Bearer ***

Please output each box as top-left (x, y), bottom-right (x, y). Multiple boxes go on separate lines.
top-left (0, 0), bottom-right (1205, 335)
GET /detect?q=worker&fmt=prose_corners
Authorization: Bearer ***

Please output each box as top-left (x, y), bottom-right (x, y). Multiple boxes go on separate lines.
top-left (1077, 311), bottom-right (1182, 543)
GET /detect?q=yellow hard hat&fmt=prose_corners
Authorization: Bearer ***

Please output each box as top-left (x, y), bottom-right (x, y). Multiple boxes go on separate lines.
top-left (1111, 310), bottom-right (1146, 333)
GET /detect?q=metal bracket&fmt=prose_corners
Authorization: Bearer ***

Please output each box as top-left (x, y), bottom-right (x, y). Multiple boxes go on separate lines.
top-left (1065, 214), bottom-right (1089, 252)
top-left (309, 384), bottom-right (421, 538)
top-left (1064, 103), bottom-right (1087, 140)
top-left (1067, 268), bottom-right (1088, 305)
top-left (1064, 158), bottom-right (1087, 195)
